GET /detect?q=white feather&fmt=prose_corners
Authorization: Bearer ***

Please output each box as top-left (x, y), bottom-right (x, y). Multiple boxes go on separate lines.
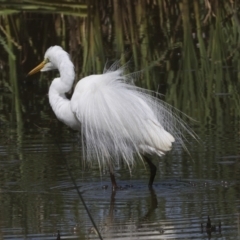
top-left (39, 46), bottom-right (194, 170)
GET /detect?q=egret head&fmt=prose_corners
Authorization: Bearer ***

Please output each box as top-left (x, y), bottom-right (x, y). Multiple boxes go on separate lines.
top-left (27, 46), bottom-right (66, 76)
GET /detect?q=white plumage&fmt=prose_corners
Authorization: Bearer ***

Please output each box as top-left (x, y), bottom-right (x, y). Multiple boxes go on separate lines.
top-left (28, 46), bottom-right (192, 189)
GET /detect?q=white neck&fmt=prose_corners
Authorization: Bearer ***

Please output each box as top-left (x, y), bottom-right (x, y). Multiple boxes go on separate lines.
top-left (47, 53), bottom-right (79, 130)
top-left (55, 52), bottom-right (75, 93)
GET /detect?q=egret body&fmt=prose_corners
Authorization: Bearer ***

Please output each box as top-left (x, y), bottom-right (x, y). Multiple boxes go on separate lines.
top-left (28, 46), bottom-right (191, 189)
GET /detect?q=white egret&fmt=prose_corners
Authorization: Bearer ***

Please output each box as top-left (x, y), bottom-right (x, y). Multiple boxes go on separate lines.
top-left (28, 46), bottom-right (192, 190)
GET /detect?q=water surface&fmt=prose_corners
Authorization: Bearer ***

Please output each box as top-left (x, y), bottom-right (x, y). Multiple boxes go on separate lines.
top-left (1, 112), bottom-right (240, 239)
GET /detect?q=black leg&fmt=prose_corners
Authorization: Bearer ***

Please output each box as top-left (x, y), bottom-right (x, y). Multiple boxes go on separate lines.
top-left (144, 156), bottom-right (157, 187)
top-left (109, 166), bottom-right (118, 191)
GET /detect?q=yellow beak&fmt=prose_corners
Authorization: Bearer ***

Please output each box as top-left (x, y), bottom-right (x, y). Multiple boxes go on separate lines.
top-left (27, 60), bottom-right (46, 76)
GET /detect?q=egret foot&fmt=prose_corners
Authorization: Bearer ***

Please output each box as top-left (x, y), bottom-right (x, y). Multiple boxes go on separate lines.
top-left (144, 156), bottom-right (157, 188)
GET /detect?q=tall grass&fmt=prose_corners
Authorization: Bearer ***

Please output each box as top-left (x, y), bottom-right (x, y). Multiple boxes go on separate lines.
top-left (0, 0), bottom-right (240, 123)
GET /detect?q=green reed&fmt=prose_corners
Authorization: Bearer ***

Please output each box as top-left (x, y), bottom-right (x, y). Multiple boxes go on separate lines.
top-left (0, 0), bottom-right (240, 123)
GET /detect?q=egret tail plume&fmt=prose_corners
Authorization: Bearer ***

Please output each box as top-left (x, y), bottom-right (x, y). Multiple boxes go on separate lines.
top-left (71, 63), bottom-right (193, 170)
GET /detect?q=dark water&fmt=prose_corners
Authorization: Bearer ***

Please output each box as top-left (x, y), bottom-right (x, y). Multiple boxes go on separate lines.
top-left (1, 104), bottom-right (240, 239)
